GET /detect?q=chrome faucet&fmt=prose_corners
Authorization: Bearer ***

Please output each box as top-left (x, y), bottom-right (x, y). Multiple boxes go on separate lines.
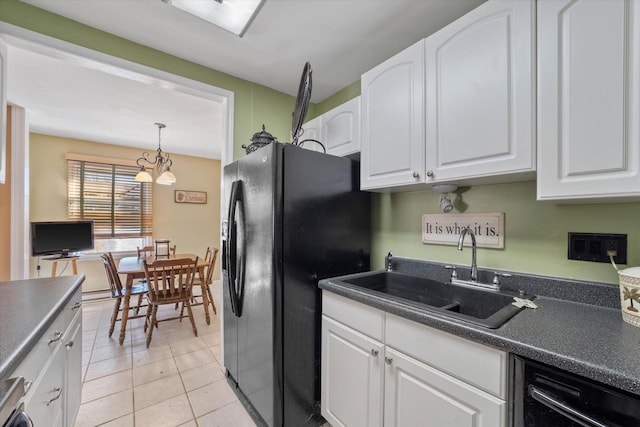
top-left (386, 251), bottom-right (393, 272)
top-left (457, 228), bottom-right (477, 282)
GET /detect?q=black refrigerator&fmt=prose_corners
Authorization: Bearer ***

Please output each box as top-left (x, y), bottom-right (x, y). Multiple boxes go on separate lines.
top-left (222, 142), bottom-right (370, 427)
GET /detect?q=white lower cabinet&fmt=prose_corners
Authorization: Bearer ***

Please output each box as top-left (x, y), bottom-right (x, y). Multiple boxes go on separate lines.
top-left (321, 316), bottom-right (384, 427)
top-left (321, 292), bottom-right (507, 427)
top-left (384, 347), bottom-right (504, 427)
top-left (11, 288), bottom-right (82, 427)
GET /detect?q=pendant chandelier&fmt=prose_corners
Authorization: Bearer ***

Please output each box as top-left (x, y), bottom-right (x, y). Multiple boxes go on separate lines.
top-left (135, 122), bottom-right (176, 185)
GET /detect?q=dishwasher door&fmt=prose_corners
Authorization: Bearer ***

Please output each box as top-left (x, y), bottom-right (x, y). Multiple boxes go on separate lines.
top-left (512, 355), bottom-right (640, 427)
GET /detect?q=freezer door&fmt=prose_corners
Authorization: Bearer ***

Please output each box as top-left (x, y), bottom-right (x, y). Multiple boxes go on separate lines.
top-left (235, 144), bottom-right (280, 427)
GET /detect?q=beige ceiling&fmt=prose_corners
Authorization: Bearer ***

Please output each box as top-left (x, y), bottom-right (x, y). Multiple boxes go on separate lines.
top-left (5, 0), bottom-right (486, 159)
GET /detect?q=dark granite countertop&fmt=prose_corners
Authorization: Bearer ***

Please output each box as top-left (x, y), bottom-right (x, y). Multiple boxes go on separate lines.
top-left (319, 257), bottom-right (640, 396)
top-left (0, 275), bottom-right (85, 380)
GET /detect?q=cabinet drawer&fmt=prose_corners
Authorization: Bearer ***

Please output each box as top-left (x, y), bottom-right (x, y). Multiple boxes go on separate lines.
top-left (323, 292), bottom-right (385, 341)
top-left (63, 288), bottom-right (82, 331)
top-left (385, 314), bottom-right (507, 398)
top-left (11, 312), bottom-right (64, 385)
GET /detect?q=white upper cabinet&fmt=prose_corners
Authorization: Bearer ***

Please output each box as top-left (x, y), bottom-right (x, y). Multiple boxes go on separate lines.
top-left (299, 116), bottom-right (324, 152)
top-left (537, 0), bottom-right (640, 201)
top-left (321, 96), bottom-right (361, 157)
top-left (425, 0), bottom-right (535, 183)
top-left (300, 97), bottom-right (361, 156)
top-left (361, 40), bottom-right (425, 190)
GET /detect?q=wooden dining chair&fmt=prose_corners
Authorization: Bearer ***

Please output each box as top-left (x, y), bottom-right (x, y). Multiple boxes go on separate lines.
top-left (184, 247), bottom-right (219, 317)
top-left (101, 253), bottom-right (148, 338)
top-left (137, 245), bottom-right (154, 258)
top-left (143, 257), bottom-right (199, 347)
top-left (170, 245), bottom-right (177, 256)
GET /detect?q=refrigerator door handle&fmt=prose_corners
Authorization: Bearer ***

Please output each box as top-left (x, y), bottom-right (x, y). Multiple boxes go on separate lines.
top-left (226, 180), bottom-right (240, 316)
top-left (234, 182), bottom-right (246, 318)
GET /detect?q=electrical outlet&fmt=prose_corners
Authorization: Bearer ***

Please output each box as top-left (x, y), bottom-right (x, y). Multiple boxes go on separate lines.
top-left (568, 233), bottom-right (627, 264)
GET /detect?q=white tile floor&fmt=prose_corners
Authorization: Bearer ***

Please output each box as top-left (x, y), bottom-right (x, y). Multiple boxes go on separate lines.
top-left (75, 281), bottom-right (257, 427)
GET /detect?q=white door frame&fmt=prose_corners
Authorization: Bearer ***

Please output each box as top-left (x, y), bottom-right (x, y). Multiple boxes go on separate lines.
top-left (0, 22), bottom-right (235, 279)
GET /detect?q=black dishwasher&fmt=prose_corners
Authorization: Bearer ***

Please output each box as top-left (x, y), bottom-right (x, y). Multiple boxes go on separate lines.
top-left (512, 355), bottom-right (640, 426)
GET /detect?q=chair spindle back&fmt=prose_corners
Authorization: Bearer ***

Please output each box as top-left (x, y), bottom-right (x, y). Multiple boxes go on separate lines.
top-left (143, 257), bottom-right (198, 302)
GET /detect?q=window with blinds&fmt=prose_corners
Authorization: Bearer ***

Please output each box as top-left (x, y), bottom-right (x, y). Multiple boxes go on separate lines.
top-left (68, 159), bottom-right (152, 239)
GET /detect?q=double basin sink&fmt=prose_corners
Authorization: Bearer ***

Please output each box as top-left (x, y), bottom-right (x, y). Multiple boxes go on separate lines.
top-left (330, 270), bottom-right (532, 329)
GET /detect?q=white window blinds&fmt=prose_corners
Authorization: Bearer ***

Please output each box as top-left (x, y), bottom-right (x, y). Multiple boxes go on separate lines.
top-left (67, 159), bottom-right (152, 238)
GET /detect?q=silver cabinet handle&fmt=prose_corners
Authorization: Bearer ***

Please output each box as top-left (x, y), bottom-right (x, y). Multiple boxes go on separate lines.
top-left (385, 357), bottom-right (393, 365)
top-left (46, 387), bottom-right (63, 406)
top-left (371, 349), bottom-right (379, 357)
top-left (71, 301), bottom-right (82, 310)
top-left (48, 331), bottom-right (62, 345)
top-left (426, 170), bottom-right (434, 177)
top-left (66, 340), bottom-right (74, 349)
top-left (412, 171), bottom-right (419, 178)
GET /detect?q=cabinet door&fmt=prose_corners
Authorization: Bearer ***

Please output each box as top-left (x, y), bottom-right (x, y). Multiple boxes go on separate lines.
top-left (300, 116), bottom-right (324, 152)
top-left (64, 310), bottom-right (82, 427)
top-left (361, 40), bottom-right (425, 190)
top-left (24, 343), bottom-right (65, 427)
top-left (425, 0), bottom-right (535, 183)
top-left (322, 96), bottom-right (361, 157)
top-left (537, 0), bottom-right (640, 200)
top-left (321, 316), bottom-right (384, 427)
top-left (383, 348), bottom-right (505, 427)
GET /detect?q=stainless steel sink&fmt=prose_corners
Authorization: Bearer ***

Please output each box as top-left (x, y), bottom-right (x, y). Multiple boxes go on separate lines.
top-left (337, 271), bottom-right (532, 329)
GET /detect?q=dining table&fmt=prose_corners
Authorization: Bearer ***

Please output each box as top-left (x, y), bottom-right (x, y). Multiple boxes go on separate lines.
top-left (116, 253), bottom-right (211, 345)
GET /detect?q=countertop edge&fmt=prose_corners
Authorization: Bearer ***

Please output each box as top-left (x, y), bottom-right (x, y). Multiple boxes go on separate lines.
top-left (0, 275), bottom-right (85, 380)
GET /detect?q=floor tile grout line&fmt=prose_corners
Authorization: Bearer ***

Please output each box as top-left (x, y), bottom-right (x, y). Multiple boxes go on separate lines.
top-left (131, 333), bottom-right (137, 427)
top-left (75, 297), bottom-right (234, 427)
top-left (177, 353), bottom-right (199, 427)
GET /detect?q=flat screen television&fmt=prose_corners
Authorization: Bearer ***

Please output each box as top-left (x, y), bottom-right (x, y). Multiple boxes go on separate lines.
top-left (31, 221), bottom-right (94, 257)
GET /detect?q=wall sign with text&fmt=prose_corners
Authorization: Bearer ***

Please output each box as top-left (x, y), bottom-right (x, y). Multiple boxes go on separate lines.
top-left (174, 190), bottom-right (207, 204)
top-left (422, 213), bottom-right (505, 249)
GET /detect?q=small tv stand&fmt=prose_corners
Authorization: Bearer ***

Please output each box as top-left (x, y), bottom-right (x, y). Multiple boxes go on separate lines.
top-left (43, 255), bottom-right (79, 277)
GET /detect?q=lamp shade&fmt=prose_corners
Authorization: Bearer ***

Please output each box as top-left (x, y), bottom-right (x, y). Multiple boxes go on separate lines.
top-left (157, 169), bottom-right (176, 185)
top-left (135, 169), bottom-right (153, 182)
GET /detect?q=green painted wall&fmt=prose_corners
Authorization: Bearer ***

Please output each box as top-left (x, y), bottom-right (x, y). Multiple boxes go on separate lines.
top-left (312, 80), bottom-right (361, 118)
top-left (372, 181), bottom-right (640, 285)
top-left (0, 0), bottom-right (296, 160)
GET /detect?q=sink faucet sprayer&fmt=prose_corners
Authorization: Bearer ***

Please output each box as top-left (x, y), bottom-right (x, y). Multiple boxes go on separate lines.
top-left (457, 228), bottom-right (477, 282)
top-left (386, 251), bottom-right (393, 272)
